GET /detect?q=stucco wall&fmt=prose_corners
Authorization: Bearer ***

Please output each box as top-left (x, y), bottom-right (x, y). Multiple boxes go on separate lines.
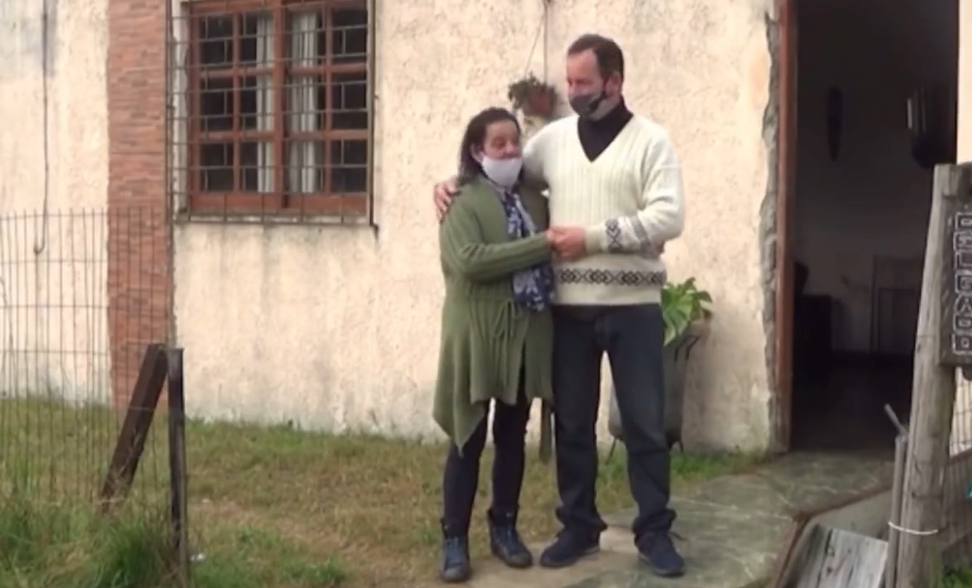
top-left (959, 1), bottom-right (972, 176)
top-left (952, 0), bottom-right (972, 453)
top-left (174, 0), bottom-right (776, 450)
top-left (0, 0), bottom-right (110, 401)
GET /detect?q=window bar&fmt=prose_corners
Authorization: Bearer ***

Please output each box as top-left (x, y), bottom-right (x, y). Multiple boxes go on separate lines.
top-left (272, 4), bottom-right (287, 215)
top-left (188, 11), bottom-right (202, 214)
top-left (232, 14), bottom-right (241, 197)
top-left (365, 0), bottom-right (375, 225)
top-left (324, 6), bottom-right (334, 212)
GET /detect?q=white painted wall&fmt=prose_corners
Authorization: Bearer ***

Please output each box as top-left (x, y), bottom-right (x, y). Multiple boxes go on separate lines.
top-left (0, 0), bottom-right (111, 403)
top-left (952, 0), bottom-right (972, 455)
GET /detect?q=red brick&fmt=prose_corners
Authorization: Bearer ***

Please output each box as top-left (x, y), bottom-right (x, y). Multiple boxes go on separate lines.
top-left (107, 0), bottom-right (171, 408)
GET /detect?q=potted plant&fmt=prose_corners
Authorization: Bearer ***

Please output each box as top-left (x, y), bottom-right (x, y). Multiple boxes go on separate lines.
top-left (608, 279), bottom-right (712, 453)
top-left (507, 73), bottom-right (559, 119)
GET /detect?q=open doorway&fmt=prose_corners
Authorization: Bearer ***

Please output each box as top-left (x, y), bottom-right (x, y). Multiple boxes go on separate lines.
top-left (787, 0), bottom-right (958, 453)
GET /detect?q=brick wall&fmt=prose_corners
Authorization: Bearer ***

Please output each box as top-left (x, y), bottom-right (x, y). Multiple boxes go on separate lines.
top-left (106, 0), bottom-right (172, 408)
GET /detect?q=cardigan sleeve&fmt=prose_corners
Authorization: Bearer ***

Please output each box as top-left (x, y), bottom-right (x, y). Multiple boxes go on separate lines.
top-left (439, 196), bottom-right (551, 282)
top-left (583, 127), bottom-right (685, 255)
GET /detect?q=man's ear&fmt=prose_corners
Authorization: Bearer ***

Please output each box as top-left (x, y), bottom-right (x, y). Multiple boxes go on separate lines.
top-left (606, 72), bottom-right (623, 96)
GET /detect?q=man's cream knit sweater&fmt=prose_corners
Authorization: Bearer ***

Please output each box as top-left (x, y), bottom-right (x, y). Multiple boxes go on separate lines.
top-left (523, 115), bottom-right (685, 306)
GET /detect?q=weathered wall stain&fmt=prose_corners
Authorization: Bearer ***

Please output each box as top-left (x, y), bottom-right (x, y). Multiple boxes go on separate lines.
top-left (0, 0), bottom-right (58, 81)
top-left (0, 0), bottom-right (108, 402)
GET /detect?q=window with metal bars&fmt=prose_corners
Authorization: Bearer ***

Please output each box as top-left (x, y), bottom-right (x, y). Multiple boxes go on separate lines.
top-left (177, 0), bottom-right (371, 220)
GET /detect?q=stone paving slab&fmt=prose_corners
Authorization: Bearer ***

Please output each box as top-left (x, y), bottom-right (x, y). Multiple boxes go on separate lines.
top-left (435, 453), bottom-right (893, 588)
top-left (458, 529), bottom-right (637, 588)
top-left (458, 523), bottom-right (776, 588)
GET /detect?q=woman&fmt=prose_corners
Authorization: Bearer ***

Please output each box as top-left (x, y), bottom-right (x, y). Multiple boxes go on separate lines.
top-left (433, 107), bottom-right (556, 583)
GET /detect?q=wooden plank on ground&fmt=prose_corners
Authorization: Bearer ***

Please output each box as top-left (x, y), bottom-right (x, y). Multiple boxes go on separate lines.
top-left (783, 525), bottom-right (886, 588)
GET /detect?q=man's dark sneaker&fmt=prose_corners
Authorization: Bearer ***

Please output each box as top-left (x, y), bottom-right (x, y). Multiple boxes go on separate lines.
top-left (439, 520), bottom-right (471, 583)
top-left (637, 533), bottom-right (685, 578)
top-left (487, 509), bottom-right (533, 568)
top-left (538, 529), bottom-right (600, 569)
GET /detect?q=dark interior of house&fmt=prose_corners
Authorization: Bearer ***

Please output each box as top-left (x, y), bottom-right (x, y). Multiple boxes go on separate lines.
top-left (791, 258), bottom-right (918, 454)
top-left (788, 0), bottom-right (958, 454)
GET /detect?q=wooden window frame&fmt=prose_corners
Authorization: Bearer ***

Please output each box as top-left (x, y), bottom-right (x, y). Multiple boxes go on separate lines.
top-left (183, 0), bottom-right (372, 220)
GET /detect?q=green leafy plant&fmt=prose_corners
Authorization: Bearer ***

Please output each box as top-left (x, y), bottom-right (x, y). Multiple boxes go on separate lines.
top-left (506, 73), bottom-right (559, 119)
top-left (661, 278), bottom-right (712, 345)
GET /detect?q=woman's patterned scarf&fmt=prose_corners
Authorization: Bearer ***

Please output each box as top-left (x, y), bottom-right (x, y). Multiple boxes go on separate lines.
top-left (499, 188), bottom-right (555, 312)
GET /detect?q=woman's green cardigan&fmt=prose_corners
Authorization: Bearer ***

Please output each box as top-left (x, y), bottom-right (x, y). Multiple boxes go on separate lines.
top-left (433, 177), bottom-right (554, 461)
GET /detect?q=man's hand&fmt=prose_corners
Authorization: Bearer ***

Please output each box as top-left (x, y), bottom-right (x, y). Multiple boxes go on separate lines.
top-left (548, 226), bottom-right (587, 261)
top-left (434, 177), bottom-right (460, 221)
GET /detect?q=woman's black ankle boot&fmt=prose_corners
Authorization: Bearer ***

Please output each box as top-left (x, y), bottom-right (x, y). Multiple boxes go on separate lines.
top-left (439, 519), bottom-right (471, 583)
top-left (487, 509), bottom-right (533, 568)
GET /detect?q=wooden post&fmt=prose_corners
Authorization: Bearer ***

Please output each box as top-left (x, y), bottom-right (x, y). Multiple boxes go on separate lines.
top-left (894, 163), bottom-right (972, 588)
top-left (886, 433), bottom-right (907, 588)
top-left (167, 347), bottom-right (190, 586)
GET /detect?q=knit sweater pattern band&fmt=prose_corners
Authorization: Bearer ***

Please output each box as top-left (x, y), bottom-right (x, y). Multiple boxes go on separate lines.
top-left (524, 115), bottom-right (686, 305)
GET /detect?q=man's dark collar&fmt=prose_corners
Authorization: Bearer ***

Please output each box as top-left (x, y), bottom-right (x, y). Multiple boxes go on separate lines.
top-left (583, 98), bottom-right (632, 128)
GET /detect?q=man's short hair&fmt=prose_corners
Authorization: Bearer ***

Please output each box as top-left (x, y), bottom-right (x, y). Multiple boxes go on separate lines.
top-left (567, 34), bottom-right (625, 79)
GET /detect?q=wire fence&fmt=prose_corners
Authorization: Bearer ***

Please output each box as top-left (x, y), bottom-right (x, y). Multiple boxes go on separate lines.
top-left (947, 378), bottom-right (972, 567)
top-left (0, 206), bottom-right (172, 526)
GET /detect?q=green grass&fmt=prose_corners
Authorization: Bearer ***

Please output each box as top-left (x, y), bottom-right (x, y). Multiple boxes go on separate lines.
top-left (944, 568), bottom-right (972, 588)
top-left (0, 497), bottom-right (172, 588)
top-left (0, 398), bottom-right (758, 588)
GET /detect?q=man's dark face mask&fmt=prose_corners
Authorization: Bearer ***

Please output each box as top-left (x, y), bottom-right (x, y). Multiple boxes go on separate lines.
top-left (569, 74), bottom-right (619, 120)
top-left (569, 86), bottom-right (606, 117)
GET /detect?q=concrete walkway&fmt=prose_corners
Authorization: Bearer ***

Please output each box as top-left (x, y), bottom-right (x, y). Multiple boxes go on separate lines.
top-left (447, 453), bottom-right (893, 588)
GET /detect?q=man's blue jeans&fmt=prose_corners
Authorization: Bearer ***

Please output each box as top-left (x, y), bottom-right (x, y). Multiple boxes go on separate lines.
top-left (552, 304), bottom-right (675, 541)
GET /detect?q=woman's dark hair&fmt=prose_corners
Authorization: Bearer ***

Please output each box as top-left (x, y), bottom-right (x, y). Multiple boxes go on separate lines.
top-left (457, 107), bottom-right (521, 185)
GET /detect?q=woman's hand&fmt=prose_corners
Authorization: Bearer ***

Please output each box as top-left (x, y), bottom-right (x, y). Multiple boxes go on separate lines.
top-left (544, 228), bottom-right (561, 246)
top-left (544, 226), bottom-right (588, 261)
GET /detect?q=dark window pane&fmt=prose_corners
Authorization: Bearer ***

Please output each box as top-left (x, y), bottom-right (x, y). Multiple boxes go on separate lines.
top-left (200, 78), bottom-right (233, 132)
top-left (330, 72), bottom-right (368, 130)
top-left (240, 12), bottom-right (273, 66)
top-left (200, 143), bottom-right (234, 191)
top-left (241, 141), bottom-right (274, 192)
top-left (331, 8), bottom-right (367, 64)
top-left (198, 16), bottom-right (233, 68)
top-left (330, 139), bottom-right (367, 193)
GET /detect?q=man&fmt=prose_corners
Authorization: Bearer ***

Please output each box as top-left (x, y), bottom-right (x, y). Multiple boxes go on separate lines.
top-left (433, 34), bottom-right (686, 577)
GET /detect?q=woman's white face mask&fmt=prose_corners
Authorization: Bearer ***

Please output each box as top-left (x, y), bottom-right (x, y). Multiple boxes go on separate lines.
top-left (480, 156), bottom-right (523, 188)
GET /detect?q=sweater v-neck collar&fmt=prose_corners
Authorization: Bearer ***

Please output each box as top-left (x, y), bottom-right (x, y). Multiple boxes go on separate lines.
top-left (576, 100), bottom-right (634, 162)
top-left (572, 114), bottom-right (635, 166)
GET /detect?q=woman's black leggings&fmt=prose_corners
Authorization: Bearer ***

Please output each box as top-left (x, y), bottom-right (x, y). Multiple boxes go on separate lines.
top-left (441, 388), bottom-right (531, 534)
